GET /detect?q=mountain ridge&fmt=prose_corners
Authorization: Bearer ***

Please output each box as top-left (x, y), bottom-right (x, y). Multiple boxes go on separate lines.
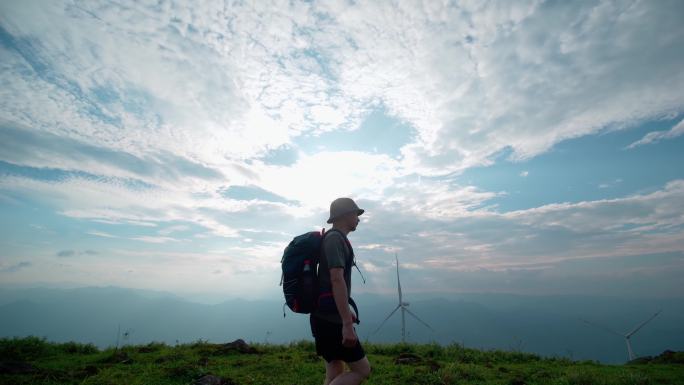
top-left (1, 286), bottom-right (683, 364)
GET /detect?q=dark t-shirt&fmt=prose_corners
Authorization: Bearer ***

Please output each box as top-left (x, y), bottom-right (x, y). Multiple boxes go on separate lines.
top-left (312, 230), bottom-right (353, 324)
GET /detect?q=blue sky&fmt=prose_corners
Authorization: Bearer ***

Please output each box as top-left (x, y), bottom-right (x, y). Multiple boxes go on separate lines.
top-left (0, 0), bottom-right (683, 302)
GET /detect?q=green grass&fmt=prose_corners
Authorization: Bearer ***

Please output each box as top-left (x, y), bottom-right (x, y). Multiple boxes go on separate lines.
top-left (0, 336), bottom-right (682, 385)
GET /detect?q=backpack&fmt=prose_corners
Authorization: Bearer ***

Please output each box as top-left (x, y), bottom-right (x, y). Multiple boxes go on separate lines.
top-left (280, 229), bottom-right (325, 315)
top-left (280, 228), bottom-right (363, 323)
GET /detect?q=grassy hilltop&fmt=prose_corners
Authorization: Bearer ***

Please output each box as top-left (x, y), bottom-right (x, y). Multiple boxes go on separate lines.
top-left (1, 336), bottom-right (682, 385)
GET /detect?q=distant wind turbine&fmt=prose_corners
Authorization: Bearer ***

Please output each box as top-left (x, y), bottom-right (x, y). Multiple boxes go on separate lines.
top-left (372, 254), bottom-right (434, 342)
top-left (581, 310), bottom-right (662, 361)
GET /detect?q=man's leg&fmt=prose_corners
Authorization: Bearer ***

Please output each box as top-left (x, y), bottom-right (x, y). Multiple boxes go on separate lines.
top-left (329, 356), bottom-right (370, 385)
top-left (324, 360), bottom-right (344, 385)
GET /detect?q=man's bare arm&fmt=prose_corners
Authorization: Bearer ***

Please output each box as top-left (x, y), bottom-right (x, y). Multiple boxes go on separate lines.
top-left (330, 267), bottom-right (357, 347)
top-left (330, 267), bottom-right (353, 324)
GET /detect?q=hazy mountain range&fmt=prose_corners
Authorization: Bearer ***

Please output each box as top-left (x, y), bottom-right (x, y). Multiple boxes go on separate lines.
top-left (1, 286), bottom-right (682, 364)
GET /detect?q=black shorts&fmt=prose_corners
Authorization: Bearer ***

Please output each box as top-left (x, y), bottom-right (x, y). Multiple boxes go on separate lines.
top-left (310, 315), bottom-right (366, 363)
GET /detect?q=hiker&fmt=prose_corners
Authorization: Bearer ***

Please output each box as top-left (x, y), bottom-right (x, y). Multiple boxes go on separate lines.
top-left (310, 197), bottom-right (371, 385)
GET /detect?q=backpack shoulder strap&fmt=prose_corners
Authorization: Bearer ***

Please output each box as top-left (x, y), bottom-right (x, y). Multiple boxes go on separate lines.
top-left (323, 228), bottom-right (366, 284)
top-left (323, 228), bottom-right (352, 258)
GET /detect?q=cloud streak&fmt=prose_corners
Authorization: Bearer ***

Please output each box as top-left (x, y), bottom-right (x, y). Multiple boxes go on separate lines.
top-left (626, 118), bottom-right (684, 149)
top-left (0, 261), bottom-right (32, 273)
top-left (355, 179), bottom-right (684, 276)
top-left (55, 250), bottom-right (98, 259)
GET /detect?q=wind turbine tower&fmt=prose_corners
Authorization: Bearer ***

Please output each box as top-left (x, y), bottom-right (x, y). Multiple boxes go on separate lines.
top-left (581, 310), bottom-right (662, 361)
top-left (372, 254), bottom-right (434, 343)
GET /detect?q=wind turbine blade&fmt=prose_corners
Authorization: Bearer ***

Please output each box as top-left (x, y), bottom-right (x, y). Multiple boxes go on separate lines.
top-left (580, 318), bottom-right (623, 337)
top-left (405, 308), bottom-right (435, 332)
top-left (396, 254), bottom-right (403, 303)
top-left (626, 310), bottom-right (662, 338)
top-left (372, 305), bottom-right (401, 335)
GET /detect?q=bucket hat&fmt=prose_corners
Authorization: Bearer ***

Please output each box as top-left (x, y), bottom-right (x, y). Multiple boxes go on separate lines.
top-left (327, 197), bottom-right (364, 224)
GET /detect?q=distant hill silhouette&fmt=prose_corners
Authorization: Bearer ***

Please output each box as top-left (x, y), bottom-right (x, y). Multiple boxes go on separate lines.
top-left (1, 286), bottom-right (682, 364)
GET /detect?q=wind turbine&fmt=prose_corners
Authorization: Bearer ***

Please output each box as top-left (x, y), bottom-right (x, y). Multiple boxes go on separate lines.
top-left (372, 254), bottom-right (434, 342)
top-left (581, 310), bottom-right (662, 361)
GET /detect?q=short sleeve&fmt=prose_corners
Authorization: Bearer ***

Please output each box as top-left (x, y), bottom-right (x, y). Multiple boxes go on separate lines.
top-left (324, 232), bottom-right (347, 269)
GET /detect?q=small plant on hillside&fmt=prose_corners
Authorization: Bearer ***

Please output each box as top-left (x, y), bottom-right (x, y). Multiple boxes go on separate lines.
top-left (0, 336), bottom-right (51, 361)
top-left (616, 371), bottom-right (651, 385)
top-left (57, 341), bottom-right (99, 355)
top-left (566, 369), bottom-right (604, 385)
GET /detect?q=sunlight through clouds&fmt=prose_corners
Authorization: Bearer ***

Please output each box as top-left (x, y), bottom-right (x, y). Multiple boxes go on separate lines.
top-left (257, 151), bottom-right (402, 209)
top-left (0, 0), bottom-right (683, 298)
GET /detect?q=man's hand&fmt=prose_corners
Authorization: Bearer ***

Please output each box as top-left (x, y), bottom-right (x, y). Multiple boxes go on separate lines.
top-left (342, 323), bottom-right (358, 347)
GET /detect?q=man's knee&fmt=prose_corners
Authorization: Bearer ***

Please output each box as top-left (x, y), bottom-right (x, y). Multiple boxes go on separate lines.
top-left (350, 357), bottom-right (371, 379)
top-left (361, 363), bottom-right (371, 379)
top-left (325, 360), bottom-right (344, 380)
top-left (357, 365), bottom-right (371, 380)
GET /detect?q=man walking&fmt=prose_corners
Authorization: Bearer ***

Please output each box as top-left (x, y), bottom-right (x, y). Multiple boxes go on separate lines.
top-left (310, 197), bottom-right (371, 385)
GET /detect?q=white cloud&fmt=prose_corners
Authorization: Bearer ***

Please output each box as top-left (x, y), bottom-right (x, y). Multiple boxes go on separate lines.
top-left (1, 0), bottom-right (683, 297)
top-left (320, 0), bottom-right (683, 175)
top-left (504, 180), bottom-right (684, 234)
top-left (1, 0), bottom-right (681, 186)
top-left (359, 261), bottom-right (381, 273)
top-left (224, 243), bottom-right (284, 273)
top-left (86, 230), bottom-right (118, 238)
top-left (157, 225), bottom-right (190, 236)
top-left (353, 180), bottom-right (684, 277)
top-left (130, 236), bottom-right (181, 244)
top-left (0, 174), bottom-right (247, 238)
top-left (626, 118), bottom-right (684, 149)
top-left (382, 179), bottom-right (501, 219)
top-left (3, 171), bottom-right (683, 296)
top-left (0, 261), bottom-right (32, 273)
top-left (520, 171), bottom-right (529, 177)
top-left (356, 243), bottom-right (400, 253)
top-left (598, 178), bottom-right (622, 189)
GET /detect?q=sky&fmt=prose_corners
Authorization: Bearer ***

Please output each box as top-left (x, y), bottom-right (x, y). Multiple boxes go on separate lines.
top-left (0, 0), bottom-right (683, 303)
